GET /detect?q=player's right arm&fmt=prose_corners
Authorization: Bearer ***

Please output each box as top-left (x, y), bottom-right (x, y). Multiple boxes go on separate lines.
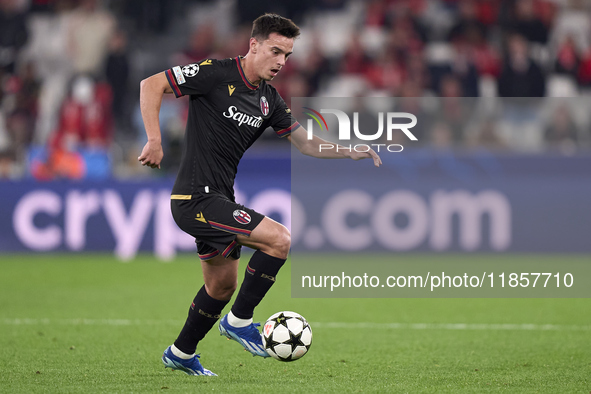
top-left (138, 72), bottom-right (172, 169)
top-left (288, 126), bottom-right (382, 167)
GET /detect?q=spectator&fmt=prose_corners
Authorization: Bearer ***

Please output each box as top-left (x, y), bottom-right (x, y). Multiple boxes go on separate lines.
top-left (383, 2), bottom-right (428, 46)
top-left (578, 45), bottom-right (591, 87)
top-left (405, 50), bottom-right (429, 94)
top-left (554, 35), bottom-right (580, 77)
top-left (448, 42), bottom-right (480, 96)
top-left (440, 73), bottom-right (464, 98)
top-left (458, 9), bottom-right (501, 78)
top-left (550, 0), bottom-right (590, 56)
top-left (438, 75), bottom-right (470, 141)
top-left (0, 0), bottom-right (29, 74)
top-left (282, 73), bottom-right (311, 100)
top-left (474, 0), bottom-right (500, 27)
top-left (31, 75), bottom-right (112, 180)
top-left (447, 0), bottom-right (488, 44)
top-left (5, 110), bottom-right (34, 158)
top-left (23, 0), bottom-right (74, 145)
top-left (508, 0), bottom-right (549, 45)
top-left (364, 0), bottom-right (388, 27)
top-left (172, 23), bottom-right (218, 66)
top-left (366, 51), bottom-right (406, 93)
top-left (105, 28), bottom-right (130, 131)
top-left (217, 25), bottom-right (250, 59)
top-left (66, 0), bottom-right (115, 78)
top-left (544, 105), bottom-right (579, 152)
top-left (430, 121), bottom-right (455, 150)
top-left (0, 149), bottom-right (22, 178)
top-left (0, 62), bottom-right (39, 157)
top-left (57, 76), bottom-right (112, 148)
top-left (385, 8), bottom-right (425, 62)
top-left (13, 62), bottom-right (40, 118)
top-left (297, 37), bottom-right (332, 95)
top-left (497, 34), bottom-right (546, 97)
top-left (340, 34), bottom-right (373, 76)
top-left (466, 120), bottom-right (508, 151)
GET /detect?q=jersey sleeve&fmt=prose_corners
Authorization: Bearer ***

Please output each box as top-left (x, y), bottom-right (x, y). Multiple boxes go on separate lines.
top-left (165, 59), bottom-right (226, 98)
top-left (268, 90), bottom-right (300, 138)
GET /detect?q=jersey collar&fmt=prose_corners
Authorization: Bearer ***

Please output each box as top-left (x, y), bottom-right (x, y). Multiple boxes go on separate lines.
top-left (235, 57), bottom-right (259, 90)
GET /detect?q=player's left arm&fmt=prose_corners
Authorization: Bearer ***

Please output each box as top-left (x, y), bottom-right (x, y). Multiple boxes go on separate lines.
top-left (287, 126), bottom-right (382, 167)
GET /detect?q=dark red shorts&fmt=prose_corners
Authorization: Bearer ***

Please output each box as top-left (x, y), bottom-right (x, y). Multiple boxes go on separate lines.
top-left (171, 190), bottom-right (265, 261)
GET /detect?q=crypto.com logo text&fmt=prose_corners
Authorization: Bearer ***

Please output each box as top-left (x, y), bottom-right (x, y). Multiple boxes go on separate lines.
top-left (303, 107), bottom-right (417, 153)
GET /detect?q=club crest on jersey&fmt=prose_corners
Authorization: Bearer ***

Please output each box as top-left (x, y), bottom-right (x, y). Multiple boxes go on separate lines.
top-left (182, 64), bottom-right (199, 77)
top-left (260, 96), bottom-right (269, 116)
top-left (233, 210), bottom-right (251, 224)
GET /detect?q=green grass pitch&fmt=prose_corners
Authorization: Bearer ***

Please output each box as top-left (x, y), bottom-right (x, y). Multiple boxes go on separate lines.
top-left (1, 253), bottom-right (589, 393)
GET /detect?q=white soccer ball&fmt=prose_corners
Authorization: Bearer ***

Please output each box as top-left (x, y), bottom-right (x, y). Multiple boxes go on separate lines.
top-left (262, 311), bottom-right (312, 362)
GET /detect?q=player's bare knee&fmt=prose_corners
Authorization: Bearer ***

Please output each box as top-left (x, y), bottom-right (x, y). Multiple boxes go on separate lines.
top-left (272, 225), bottom-right (291, 259)
top-left (223, 280), bottom-right (238, 296)
top-left (206, 280), bottom-right (237, 301)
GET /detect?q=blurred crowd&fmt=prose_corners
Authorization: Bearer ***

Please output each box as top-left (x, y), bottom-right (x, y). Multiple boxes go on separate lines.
top-left (0, 0), bottom-right (590, 179)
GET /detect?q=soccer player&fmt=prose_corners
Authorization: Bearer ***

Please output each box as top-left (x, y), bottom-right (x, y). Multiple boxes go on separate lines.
top-left (138, 13), bottom-right (381, 376)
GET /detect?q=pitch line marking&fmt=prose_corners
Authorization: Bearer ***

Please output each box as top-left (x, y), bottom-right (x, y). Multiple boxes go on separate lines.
top-left (1, 318), bottom-right (590, 331)
top-left (311, 322), bottom-right (591, 331)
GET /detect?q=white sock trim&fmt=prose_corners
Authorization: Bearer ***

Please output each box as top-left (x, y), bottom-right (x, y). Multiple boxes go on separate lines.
top-left (228, 311), bottom-right (253, 328)
top-left (171, 344), bottom-right (194, 359)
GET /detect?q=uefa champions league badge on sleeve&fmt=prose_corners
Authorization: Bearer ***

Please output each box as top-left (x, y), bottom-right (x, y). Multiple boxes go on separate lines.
top-left (182, 64), bottom-right (200, 77)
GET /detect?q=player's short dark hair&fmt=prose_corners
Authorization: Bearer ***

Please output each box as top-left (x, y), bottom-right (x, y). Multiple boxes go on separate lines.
top-left (251, 13), bottom-right (300, 41)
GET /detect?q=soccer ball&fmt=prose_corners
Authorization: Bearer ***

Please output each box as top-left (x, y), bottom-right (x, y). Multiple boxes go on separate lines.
top-left (262, 311), bottom-right (312, 362)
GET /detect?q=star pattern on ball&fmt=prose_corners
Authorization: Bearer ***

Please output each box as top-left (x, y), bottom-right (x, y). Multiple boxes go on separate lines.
top-left (275, 313), bottom-right (288, 326)
top-left (288, 326), bottom-right (306, 350)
